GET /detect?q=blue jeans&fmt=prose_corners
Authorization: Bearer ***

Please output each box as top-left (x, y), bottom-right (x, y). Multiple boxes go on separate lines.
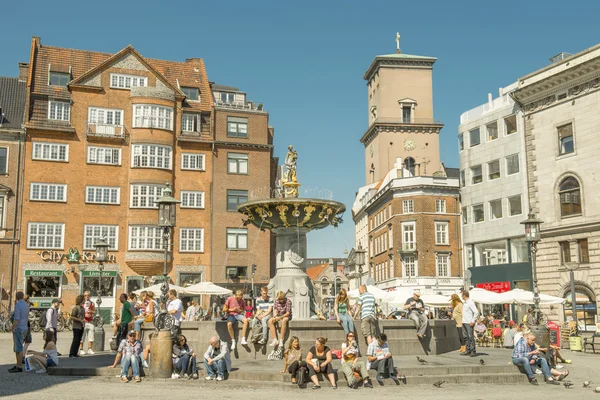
top-left (175, 354), bottom-right (197, 375)
top-left (134, 319), bottom-right (144, 332)
top-left (512, 356), bottom-right (551, 380)
top-left (121, 354), bottom-right (141, 378)
top-left (203, 358), bottom-right (226, 378)
top-left (338, 313), bottom-right (355, 334)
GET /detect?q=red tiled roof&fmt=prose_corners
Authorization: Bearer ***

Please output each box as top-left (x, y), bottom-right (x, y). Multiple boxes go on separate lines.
top-left (306, 263), bottom-right (329, 280)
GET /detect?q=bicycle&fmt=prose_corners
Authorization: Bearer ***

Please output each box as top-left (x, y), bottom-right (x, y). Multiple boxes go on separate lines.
top-left (57, 312), bottom-right (72, 331)
top-left (29, 310), bottom-right (43, 332)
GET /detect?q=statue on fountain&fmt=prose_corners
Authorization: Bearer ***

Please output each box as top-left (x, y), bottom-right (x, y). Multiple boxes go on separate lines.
top-left (282, 145), bottom-right (300, 198)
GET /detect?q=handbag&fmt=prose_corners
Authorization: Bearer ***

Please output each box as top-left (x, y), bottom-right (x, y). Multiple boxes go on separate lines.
top-left (145, 313), bottom-right (154, 323)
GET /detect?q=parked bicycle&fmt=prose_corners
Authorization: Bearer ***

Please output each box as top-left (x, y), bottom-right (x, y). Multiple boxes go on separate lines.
top-left (0, 311), bottom-right (13, 332)
top-left (29, 310), bottom-right (43, 332)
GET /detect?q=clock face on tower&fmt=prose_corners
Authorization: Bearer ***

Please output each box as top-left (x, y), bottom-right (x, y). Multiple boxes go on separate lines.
top-left (403, 139), bottom-right (416, 151)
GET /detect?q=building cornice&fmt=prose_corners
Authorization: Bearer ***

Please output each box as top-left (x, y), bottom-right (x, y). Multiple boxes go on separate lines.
top-left (364, 57), bottom-right (435, 82)
top-left (540, 220), bottom-right (600, 238)
top-left (360, 123), bottom-right (443, 146)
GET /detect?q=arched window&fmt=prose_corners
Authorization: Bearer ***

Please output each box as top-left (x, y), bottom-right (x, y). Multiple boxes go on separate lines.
top-left (559, 177), bottom-right (581, 217)
top-left (404, 157), bottom-right (415, 176)
top-left (321, 277), bottom-right (328, 296)
top-left (563, 284), bottom-right (596, 332)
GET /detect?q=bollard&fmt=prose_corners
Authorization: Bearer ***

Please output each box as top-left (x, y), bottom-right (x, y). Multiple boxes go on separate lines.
top-left (92, 326), bottom-right (105, 352)
top-left (150, 330), bottom-right (173, 378)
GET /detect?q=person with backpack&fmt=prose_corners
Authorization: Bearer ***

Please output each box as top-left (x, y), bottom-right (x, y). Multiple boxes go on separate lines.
top-left (69, 295), bottom-right (86, 358)
top-left (280, 336), bottom-right (305, 385)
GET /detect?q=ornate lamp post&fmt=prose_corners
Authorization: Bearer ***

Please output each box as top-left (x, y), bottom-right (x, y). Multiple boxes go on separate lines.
top-left (93, 236), bottom-right (109, 351)
top-left (564, 261), bottom-right (580, 332)
top-left (521, 210), bottom-right (549, 345)
top-left (355, 243), bottom-right (366, 286)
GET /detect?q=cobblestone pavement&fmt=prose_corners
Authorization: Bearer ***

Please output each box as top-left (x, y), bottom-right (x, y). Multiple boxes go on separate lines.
top-left (1, 331), bottom-right (599, 399)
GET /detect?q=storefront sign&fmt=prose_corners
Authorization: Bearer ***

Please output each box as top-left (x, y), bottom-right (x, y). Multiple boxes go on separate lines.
top-left (476, 281), bottom-right (511, 293)
top-left (38, 248), bottom-right (116, 264)
top-left (24, 270), bottom-right (63, 277)
top-left (29, 298), bottom-right (53, 308)
top-left (81, 270), bottom-right (118, 277)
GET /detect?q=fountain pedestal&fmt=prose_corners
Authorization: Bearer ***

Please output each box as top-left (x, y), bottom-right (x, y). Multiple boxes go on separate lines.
top-left (267, 227), bottom-right (314, 320)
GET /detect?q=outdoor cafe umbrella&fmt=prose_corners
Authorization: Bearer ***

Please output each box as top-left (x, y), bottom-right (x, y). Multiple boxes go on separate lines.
top-left (347, 285), bottom-right (394, 301)
top-left (496, 288), bottom-right (565, 305)
top-left (468, 288), bottom-right (505, 305)
top-left (185, 282), bottom-right (232, 296)
top-left (133, 283), bottom-right (194, 296)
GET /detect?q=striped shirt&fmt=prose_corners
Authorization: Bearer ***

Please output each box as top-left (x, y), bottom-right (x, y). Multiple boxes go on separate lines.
top-left (358, 292), bottom-right (376, 319)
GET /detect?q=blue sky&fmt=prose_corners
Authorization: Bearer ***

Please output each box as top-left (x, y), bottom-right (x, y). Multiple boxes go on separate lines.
top-left (1, 1), bottom-right (599, 258)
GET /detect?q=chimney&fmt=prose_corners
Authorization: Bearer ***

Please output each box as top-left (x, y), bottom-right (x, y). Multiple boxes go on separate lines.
top-left (18, 63), bottom-right (29, 82)
top-left (487, 93), bottom-right (493, 109)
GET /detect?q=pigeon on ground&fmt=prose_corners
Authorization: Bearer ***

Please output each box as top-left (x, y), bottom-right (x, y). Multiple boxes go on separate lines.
top-left (433, 381), bottom-right (445, 388)
top-left (595, 387), bottom-right (600, 393)
top-left (564, 382), bottom-right (574, 389)
top-left (416, 356), bottom-right (427, 364)
top-left (479, 359), bottom-right (485, 365)
top-left (583, 381), bottom-right (592, 388)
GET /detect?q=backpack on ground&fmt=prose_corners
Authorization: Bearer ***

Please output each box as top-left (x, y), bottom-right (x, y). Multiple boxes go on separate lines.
top-left (249, 319), bottom-right (263, 343)
top-left (267, 346), bottom-right (283, 360)
top-left (296, 364), bottom-right (308, 387)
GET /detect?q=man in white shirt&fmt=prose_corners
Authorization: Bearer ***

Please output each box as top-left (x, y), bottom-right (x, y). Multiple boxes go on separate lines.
top-left (45, 299), bottom-right (60, 355)
top-left (167, 289), bottom-right (183, 332)
top-left (461, 290), bottom-right (479, 357)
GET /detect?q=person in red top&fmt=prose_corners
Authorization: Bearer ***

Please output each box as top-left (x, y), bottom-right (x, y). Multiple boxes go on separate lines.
top-left (79, 291), bottom-right (96, 355)
top-left (224, 290), bottom-right (249, 349)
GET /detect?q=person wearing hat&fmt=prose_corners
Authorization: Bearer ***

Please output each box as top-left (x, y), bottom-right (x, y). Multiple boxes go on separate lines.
top-left (45, 298), bottom-right (61, 354)
top-left (108, 330), bottom-right (143, 383)
top-left (403, 290), bottom-right (428, 339)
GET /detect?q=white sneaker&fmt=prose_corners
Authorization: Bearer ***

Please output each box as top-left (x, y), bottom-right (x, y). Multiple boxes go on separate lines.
top-left (79, 350), bottom-right (86, 356)
top-left (205, 376), bottom-right (215, 381)
top-left (269, 339), bottom-right (279, 347)
top-left (240, 337), bottom-right (248, 346)
top-left (87, 349), bottom-right (95, 355)
top-left (216, 376), bottom-right (224, 381)
top-left (142, 360), bottom-right (149, 369)
top-left (556, 365), bottom-right (564, 369)
top-left (258, 338), bottom-right (267, 345)
top-left (535, 369), bottom-right (542, 375)
top-left (231, 340), bottom-right (236, 350)
top-left (36, 368), bottom-right (47, 374)
top-left (171, 373), bottom-right (180, 379)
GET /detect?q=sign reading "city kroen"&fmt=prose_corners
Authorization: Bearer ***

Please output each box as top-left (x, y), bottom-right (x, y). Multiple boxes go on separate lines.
top-left (38, 247), bottom-right (116, 264)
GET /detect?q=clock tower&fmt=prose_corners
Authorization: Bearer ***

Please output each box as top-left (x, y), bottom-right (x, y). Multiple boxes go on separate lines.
top-left (361, 44), bottom-right (443, 183)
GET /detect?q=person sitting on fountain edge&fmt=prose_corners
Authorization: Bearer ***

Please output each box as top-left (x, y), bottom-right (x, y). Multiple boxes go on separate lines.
top-left (367, 333), bottom-right (403, 386)
top-left (254, 286), bottom-right (273, 345)
top-left (224, 290), bottom-right (249, 349)
top-left (204, 335), bottom-right (231, 381)
top-left (512, 333), bottom-right (560, 385)
top-left (404, 290), bottom-right (428, 339)
top-left (268, 291), bottom-right (292, 348)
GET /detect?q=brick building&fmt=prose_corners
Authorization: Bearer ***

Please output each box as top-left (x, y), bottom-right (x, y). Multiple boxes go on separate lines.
top-left (16, 37), bottom-right (275, 318)
top-left (0, 71), bottom-right (27, 310)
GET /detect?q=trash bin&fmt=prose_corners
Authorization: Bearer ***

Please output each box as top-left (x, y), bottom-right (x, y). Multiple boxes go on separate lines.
top-left (569, 336), bottom-right (583, 351)
top-left (92, 326), bottom-right (105, 352)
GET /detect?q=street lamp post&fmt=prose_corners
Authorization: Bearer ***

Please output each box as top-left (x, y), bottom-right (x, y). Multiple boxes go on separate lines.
top-left (93, 236), bottom-right (109, 352)
top-left (564, 262), bottom-right (580, 331)
top-left (521, 210), bottom-right (549, 347)
top-left (354, 243), bottom-right (366, 287)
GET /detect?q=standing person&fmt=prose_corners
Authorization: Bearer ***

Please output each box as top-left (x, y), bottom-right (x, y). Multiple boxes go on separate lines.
top-left (353, 285), bottom-right (377, 345)
top-left (80, 291), bottom-right (96, 355)
top-left (461, 290), bottom-right (479, 357)
top-left (449, 294), bottom-right (465, 352)
top-left (23, 295), bottom-right (33, 356)
top-left (504, 321), bottom-right (517, 349)
top-left (172, 334), bottom-right (199, 379)
top-left (366, 333), bottom-right (402, 386)
top-left (69, 295), bottom-right (86, 358)
top-left (280, 336), bottom-right (304, 384)
top-left (305, 337), bottom-right (337, 390)
top-left (109, 330), bottom-right (143, 383)
top-left (254, 286), bottom-right (273, 345)
top-left (167, 289), bottom-right (184, 334)
top-left (223, 290), bottom-right (248, 349)
top-left (334, 289), bottom-right (354, 335)
top-left (340, 332), bottom-right (372, 389)
top-left (45, 298), bottom-right (60, 355)
top-left (186, 301), bottom-right (196, 322)
top-left (268, 291), bottom-right (292, 347)
top-left (8, 291), bottom-right (29, 373)
top-left (26, 330), bottom-right (58, 374)
top-left (404, 290), bottom-right (428, 339)
top-left (116, 293), bottom-right (133, 345)
top-left (203, 335), bottom-right (232, 381)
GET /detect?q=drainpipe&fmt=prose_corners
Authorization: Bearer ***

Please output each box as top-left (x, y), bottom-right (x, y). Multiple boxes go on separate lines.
top-left (8, 129), bottom-right (24, 312)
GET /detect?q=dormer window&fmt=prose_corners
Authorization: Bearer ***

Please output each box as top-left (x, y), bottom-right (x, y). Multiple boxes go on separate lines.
top-left (181, 87), bottom-right (199, 101)
top-left (110, 73), bottom-right (147, 89)
top-left (220, 92), bottom-right (235, 103)
top-left (49, 72), bottom-right (70, 87)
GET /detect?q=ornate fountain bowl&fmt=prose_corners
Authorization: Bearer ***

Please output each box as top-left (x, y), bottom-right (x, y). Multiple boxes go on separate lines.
top-left (238, 198), bottom-right (346, 230)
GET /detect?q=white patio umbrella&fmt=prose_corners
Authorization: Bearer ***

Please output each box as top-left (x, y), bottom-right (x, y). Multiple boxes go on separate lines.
top-left (496, 288), bottom-right (565, 305)
top-left (421, 294), bottom-right (452, 307)
top-left (185, 282), bottom-right (232, 296)
top-left (133, 283), bottom-right (195, 296)
top-left (347, 285), bottom-right (394, 301)
top-left (468, 288), bottom-right (505, 304)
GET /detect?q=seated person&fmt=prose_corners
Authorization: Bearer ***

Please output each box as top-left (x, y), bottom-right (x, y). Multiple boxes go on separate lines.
top-left (254, 286), bottom-right (273, 345)
top-left (142, 332), bottom-right (153, 369)
top-left (474, 318), bottom-right (487, 340)
top-left (108, 330), bottom-right (143, 383)
top-left (203, 335), bottom-right (231, 381)
top-left (366, 333), bottom-right (402, 386)
top-left (503, 322), bottom-right (516, 349)
top-left (340, 332), bottom-right (372, 389)
top-left (27, 330), bottom-right (58, 374)
top-left (268, 291), bottom-right (292, 347)
top-left (403, 290), bottom-right (428, 339)
top-left (172, 334), bottom-right (198, 379)
top-left (224, 290), bottom-right (249, 349)
top-left (280, 336), bottom-right (305, 384)
top-left (305, 337), bottom-right (337, 390)
top-left (492, 324), bottom-right (503, 346)
top-left (511, 333), bottom-right (560, 385)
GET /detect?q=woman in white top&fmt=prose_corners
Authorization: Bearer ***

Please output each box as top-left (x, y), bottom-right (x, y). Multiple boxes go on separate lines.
top-left (340, 332), bottom-right (372, 389)
top-left (27, 330), bottom-right (59, 373)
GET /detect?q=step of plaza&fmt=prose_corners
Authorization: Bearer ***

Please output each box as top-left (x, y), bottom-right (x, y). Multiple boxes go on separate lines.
top-left (47, 349), bottom-right (527, 385)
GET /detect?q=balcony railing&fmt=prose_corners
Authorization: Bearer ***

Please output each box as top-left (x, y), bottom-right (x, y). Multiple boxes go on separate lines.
top-left (87, 123), bottom-right (127, 138)
top-left (214, 100), bottom-right (264, 111)
top-left (400, 243), bottom-right (417, 252)
top-left (371, 117), bottom-right (441, 125)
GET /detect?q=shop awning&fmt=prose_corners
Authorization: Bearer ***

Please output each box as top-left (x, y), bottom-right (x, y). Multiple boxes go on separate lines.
top-left (24, 270), bottom-right (63, 277)
top-left (81, 270), bottom-right (118, 277)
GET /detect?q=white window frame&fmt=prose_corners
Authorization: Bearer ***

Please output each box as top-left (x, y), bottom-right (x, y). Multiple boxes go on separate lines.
top-left (32, 142), bottom-right (69, 162)
top-left (83, 224), bottom-right (118, 251)
top-left (110, 73), bottom-right (147, 89)
top-left (401, 221), bottom-right (416, 251)
top-left (0, 147), bottom-right (8, 175)
top-left (181, 153), bottom-right (205, 171)
top-left (27, 222), bottom-right (65, 250)
top-left (179, 228), bottom-right (204, 252)
top-left (128, 225), bottom-right (164, 251)
top-left (30, 183), bottom-right (67, 203)
top-left (402, 255), bottom-right (417, 277)
top-left (488, 160), bottom-right (500, 180)
top-left (180, 191), bottom-right (205, 209)
top-left (88, 107), bottom-right (124, 126)
top-left (473, 204), bottom-right (485, 223)
top-left (132, 144), bottom-right (172, 170)
top-left (506, 154), bottom-right (520, 175)
top-left (48, 100), bottom-right (70, 121)
top-left (86, 186), bottom-right (120, 205)
top-left (227, 153), bottom-right (249, 174)
top-left (489, 199), bottom-right (503, 220)
top-left (435, 222), bottom-right (449, 245)
top-left (435, 199), bottom-right (446, 213)
top-left (227, 117), bottom-right (249, 138)
top-left (87, 146), bottom-right (121, 165)
top-left (182, 113), bottom-right (201, 132)
top-left (462, 207), bottom-right (468, 225)
top-left (226, 228), bottom-right (248, 250)
top-left (508, 195), bottom-right (523, 217)
top-left (132, 104), bottom-right (173, 130)
top-left (436, 254), bottom-right (450, 277)
top-left (130, 184), bottom-right (165, 209)
top-left (471, 165), bottom-right (483, 184)
top-left (486, 122), bottom-right (498, 142)
top-left (402, 199), bottom-right (414, 214)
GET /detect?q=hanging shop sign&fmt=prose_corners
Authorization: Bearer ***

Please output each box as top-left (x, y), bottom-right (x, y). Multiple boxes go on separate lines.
top-left (81, 270), bottom-right (118, 277)
top-left (38, 248), bottom-right (116, 264)
top-left (24, 270), bottom-right (63, 277)
top-left (476, 281), bottom-right (511, 293)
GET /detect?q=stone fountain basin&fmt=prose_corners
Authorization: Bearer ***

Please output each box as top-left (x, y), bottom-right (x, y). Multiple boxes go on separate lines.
top-left (238, 198), bottom-right (345, 230)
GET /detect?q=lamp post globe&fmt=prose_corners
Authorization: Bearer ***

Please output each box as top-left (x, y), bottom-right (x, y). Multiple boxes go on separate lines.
top-left (92, 236), bottom-right (110, 351)
top-left (355, 244), bottom-right (366, 286)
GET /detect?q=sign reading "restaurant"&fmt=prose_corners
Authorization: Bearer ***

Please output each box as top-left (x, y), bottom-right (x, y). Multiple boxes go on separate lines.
top-left (38, 248), bottom-right (116, 264)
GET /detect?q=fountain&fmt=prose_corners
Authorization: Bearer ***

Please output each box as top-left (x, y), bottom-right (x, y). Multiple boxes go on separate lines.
top-left (238, 145), bottom-right (345, 319)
